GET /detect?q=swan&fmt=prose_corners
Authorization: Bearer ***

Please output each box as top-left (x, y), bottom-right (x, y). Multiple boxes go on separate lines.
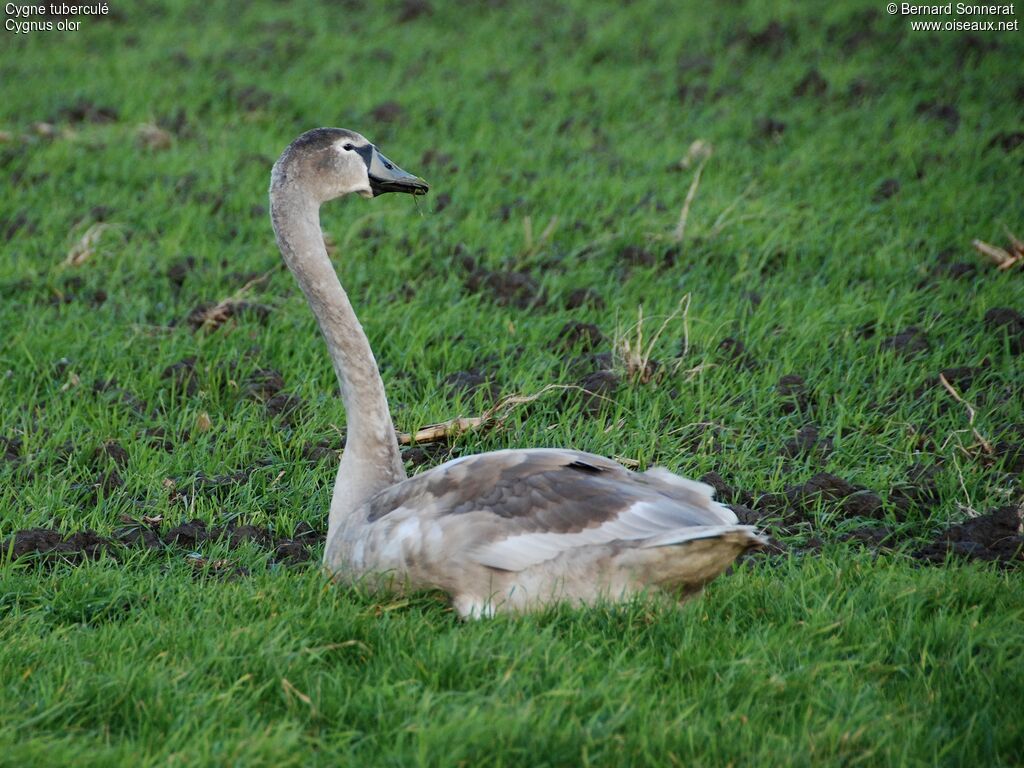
top-left (269, 127), bottom-right (766, 617)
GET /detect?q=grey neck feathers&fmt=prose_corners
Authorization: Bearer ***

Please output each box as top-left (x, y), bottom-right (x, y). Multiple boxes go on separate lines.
top-left (269, 177), bottom-right (406, 540)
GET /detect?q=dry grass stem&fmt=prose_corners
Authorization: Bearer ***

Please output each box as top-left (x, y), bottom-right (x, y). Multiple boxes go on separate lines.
top-left (64, 222), bottom-right (117, 266)
top-left (938, 373), bottom-right (994, 455)
top-left (397, 384), bottom-right (590, 445)
top-left (617, 295), bottom-right (691, 383)
top-left (672, 146), bottom-right (712, 243)
top-left (191, 270), bottom-right (274, 330)
top-left (521, 215), bottom-right (559, 260)
top-left (972, 230), bottom-right (1023, 270)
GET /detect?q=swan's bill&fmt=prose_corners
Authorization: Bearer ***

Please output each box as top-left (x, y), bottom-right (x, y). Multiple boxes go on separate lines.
top-left (353, 144), bottom-right (429, 197)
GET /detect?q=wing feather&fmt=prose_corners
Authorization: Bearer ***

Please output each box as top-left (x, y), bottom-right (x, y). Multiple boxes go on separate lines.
top-left (359, 447), bottom-right (747, 573)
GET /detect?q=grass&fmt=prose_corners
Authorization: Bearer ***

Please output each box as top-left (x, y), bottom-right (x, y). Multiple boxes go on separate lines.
top-left (1, 0), bottom-right (1023, 764)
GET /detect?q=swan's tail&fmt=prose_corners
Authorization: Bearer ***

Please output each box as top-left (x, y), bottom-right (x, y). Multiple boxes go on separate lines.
top-left (616, 525), bottom-right (767, 594)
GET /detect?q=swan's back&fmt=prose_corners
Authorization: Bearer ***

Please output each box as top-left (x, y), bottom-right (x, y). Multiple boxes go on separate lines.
top-left (326, 448), bottom-right (765, 617)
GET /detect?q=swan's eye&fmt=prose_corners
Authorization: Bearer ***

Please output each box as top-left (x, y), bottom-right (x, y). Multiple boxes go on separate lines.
top-left (342, 143), bottom-right (355, 151)
top-left (383, 161), bottom-right (393, 170)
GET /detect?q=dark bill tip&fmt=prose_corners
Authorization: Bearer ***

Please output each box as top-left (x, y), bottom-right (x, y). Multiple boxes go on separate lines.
top-left (369, 175), bottom-right (430, 196)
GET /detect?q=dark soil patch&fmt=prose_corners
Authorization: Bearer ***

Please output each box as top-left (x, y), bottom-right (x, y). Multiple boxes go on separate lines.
top-left (619, 245), bottom-right (655, 268)
top-left (2, 435), bottom-right (22, 463)
top-left (403, 443), bottom-right (456, 470)
top-left (564, 287), bottom-right (605, 310)
top-left (303, 439), bottom-right (342, 463)
top-left (755, 117), bottom-right (786, 140)
top-left (793, 69), bottom-right (828, 97)
top-left (94, 440), bottom-right (129, 468)
top-left (463, 263), bottom-right (544, 309)
top-left (741, 20), bottom-right (790, 54)
top-left (880, 326), bottom-right (929, 357)
top-left (443, 369), bottom-right (499, 402)
top-left (265, 392), bottom-right (306, 420)
top-left (3, 516), bottom-right (325, 570)
top-left (914, 101), bottom-right (960, 134)
top-left (243, 368), bottom-right (286, 400)
top-left (54, 99), bottom-right (119, 125)
top-left (162, 357), bottom-right (199, 396)
top-left (781, 424), bottom-right (833, 460)
top-left (396, 0), bottom-right (432, 23)
top-left (556, 321), bottom-right (605, 351)
top-left (983, 307), bottom-right (1024, 354)
top-left (92, 378), bottom-right (149, 417)
top-left (987, 131), bottom-right (1024, 153)
top-left (166, 256), bottom-right (196, 289)
top-left (777, 374), bottom-right (809, 414)
top-left (872, 178), bottom-right (901, 202)
top-left (709, 471), bottom-right (885, 529)
top-left (571, 369), bottom-right (620, 415)
top-left (938, 363), bottom-right (989, 392)
top-left (915, 505), bottom-right (1023, 565)
top-left (369, 101), bottom-right (404, 124)
top-left (926, 249), bottom-right (978, 283)
top-left (717, 337), bottom-right (759, 370)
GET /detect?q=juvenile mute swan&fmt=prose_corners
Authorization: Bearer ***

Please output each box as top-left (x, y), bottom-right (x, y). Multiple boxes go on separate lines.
top-left (270, 128), bottom-right (765, 617)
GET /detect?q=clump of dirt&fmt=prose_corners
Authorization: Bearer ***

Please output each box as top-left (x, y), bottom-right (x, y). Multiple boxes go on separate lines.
top-left (987, 131), bottom-right (1024, 152)
top-left (990, 424), bottom-right (1024, 473)
top-left (619, 245), bottom-right (655, 268)
top-left (443, 368), bottom-right (499, 402)
top-left (403, 443), bottom-right (456, 469)
top-left (240, 368), bottom-right (305, 421)
top-left (915, 505), bottom-right (1024, 565)
top-left (265, 392), bottom-right (306, 419)
top-left (791, 473), bottom-right (884, 520)
top-left (186, 300), bottom-right (272, 331)
top-left (564, 287), bottom-right (605, 310)
top-left (463, 262), bottom-right (545, 309)
top-left (888, 462), bottom-right (941, 519)
top-left (777, 374), bottom-right (809, 414)
top-left (781, 424), bottom-right (833, 460)
top-left (166, 256), bottom-right (196, 289)
top-left (983, 307), bottom-right (1024, 355)
top-left (926, 249), bottom-right (977, 282)
top-left (162, 357), bottom-right (199, 396)
top-left (303, 439), bottom-right (341, 463)
top-left (880, 326), bottom-right (929, 357)
top-left (2, 435), bottom-right (22, 463)
top-left (92, 378), bottom-right (149, 417)
top-left (741, 20), bottom-right (790, 54)
top-left (243, 368), bottom-right (285, 399)
top-left (755, 117), bottom-right (786, 140)
top-left (93, 440), bottom-right (129, 468)
top-left (938, 364), bottom-right (988, 391)
top-left (709, 470), bottom-right (884, 528)
top-left (3, 515), bottom-right (326, 571)
top-left (915, 101), bottom-right (960, 134)
top-left (717, 337), bottom-right (759, 370)
top-left (793, 69), bottom-right (828, 97)
top-left (54, 99), bottom-right (119, 125)
top-left (420, 148), bottom-right (456, 173)
top-left (4, 528), bottom-right (113, 564)
top-left (556, 321), bottom-right (604, 351)
top-left (571, 369), bottom-right (620, 415)
top-left (396, 0), bottom-right (432, 23)
top-left (872, 178), bottom-right (901, 202)
top-left (369, 101), bottom-right (404, 123)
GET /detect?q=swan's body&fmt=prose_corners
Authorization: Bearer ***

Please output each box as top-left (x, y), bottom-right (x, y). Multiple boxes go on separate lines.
top-left (270, 128), bottom-right (765, 618)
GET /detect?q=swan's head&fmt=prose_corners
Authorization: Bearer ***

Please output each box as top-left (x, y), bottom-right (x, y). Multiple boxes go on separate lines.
top-left (272, 127), bottom-right (429, 204)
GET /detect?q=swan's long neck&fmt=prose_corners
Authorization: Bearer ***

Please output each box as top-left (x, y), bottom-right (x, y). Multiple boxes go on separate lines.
top-left (269, 178), bottom-right (406, 544)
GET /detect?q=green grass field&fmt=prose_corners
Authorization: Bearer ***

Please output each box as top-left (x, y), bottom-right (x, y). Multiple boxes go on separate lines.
top-left (1, 0), bottom-right (1023, 764)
